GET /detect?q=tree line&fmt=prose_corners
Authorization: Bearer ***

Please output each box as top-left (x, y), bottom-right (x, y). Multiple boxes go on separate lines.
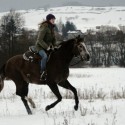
top-left (0, 10), bottom-right (77, 67)
top-left (0, 10), bottom-right (37, 66)
top-left (0, 10), bottom-right (125, 68)
top-left (85, 30), bottom-right (125, 67)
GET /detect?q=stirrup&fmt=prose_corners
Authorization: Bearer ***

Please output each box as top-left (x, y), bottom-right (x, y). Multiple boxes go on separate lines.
top-left (40, 71), bottom-right (47, 81)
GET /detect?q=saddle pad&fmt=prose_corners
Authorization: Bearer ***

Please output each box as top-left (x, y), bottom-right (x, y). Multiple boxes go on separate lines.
top-left (29, 46), bottom-right (38, 53)
top-left (23, 51), bottom-right (34, 61)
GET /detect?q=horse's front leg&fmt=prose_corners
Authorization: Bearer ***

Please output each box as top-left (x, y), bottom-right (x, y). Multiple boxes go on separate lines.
top-left (58, 80), bottom-right (79, 111)
top-left (46, 82), bottom-right (62, 111)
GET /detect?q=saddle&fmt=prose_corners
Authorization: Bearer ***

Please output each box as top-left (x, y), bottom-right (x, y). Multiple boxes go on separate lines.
top-left (23, 46), bottom-right (52, 63)
top-left (23, 46), bottom-right (49, 81)
top-left (23, 46), bottom-right (42, 63)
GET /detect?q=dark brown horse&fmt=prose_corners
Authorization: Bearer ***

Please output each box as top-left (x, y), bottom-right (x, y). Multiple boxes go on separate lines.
top-left (0, 36), bottom-right (90, 115)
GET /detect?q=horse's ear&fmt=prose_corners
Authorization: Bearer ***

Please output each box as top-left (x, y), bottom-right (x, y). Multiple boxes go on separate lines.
top-left (75, 35), bottom-right (83, 43)
top-left (75, 35), bottom-right (80, 43)
top-left (76, 35), bottom-right (80, 40)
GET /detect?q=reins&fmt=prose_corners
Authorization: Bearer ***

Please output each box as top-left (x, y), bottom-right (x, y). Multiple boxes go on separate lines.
top-left (70, 56), bottom-right (82, 66)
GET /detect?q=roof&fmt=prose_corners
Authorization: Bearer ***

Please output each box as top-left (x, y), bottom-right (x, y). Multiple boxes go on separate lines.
top-left (67, 30), bottom-right (83, 34)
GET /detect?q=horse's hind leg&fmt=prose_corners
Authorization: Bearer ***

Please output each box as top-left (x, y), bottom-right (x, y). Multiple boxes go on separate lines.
top-left (46, 82), bottom-right (62, 111)
top-left (14, 79), bottom-right (32, 115)
top-left (58, 80), bottom-right (79, 110)
top-left (20, 83), bottom-right (32, 115)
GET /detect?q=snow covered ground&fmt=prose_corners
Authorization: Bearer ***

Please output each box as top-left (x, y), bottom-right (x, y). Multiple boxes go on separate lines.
top-left (0, 68), bottom-right (125, 125)
top-left (0, 6), bottom-right (125, 32)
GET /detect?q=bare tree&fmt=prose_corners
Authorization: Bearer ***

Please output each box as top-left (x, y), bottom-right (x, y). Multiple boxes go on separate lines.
top-left (0, 9), bottom-right (25, 57)
top-left (116, 30), bottom-right (125, 66)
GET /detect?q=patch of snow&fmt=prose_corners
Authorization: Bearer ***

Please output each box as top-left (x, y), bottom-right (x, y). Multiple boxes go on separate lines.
top-left (0, 68), bottom-right (125, 125)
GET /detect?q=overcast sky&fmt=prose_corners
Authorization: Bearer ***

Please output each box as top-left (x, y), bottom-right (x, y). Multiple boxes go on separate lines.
top-left (0, 0), bottom-right (125, 12)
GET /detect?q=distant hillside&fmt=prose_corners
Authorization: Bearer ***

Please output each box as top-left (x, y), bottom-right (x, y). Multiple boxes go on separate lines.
top-left (0, 0), bottom-right (125, 12)
top-left (0, 6), bottom-right (125, 32)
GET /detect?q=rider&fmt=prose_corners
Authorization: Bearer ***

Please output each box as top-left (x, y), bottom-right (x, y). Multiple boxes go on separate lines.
top-left (35, 14), bottom-right (57, 79)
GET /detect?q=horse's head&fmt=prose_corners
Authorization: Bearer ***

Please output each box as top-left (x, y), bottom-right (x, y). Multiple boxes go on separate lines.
top-left (73, 35), bottom-right (90, 61)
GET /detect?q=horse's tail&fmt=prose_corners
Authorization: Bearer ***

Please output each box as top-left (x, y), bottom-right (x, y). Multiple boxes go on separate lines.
top-left (0, 64), bottom-right (6, 92)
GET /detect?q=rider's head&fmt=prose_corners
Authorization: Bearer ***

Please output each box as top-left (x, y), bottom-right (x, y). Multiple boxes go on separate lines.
top-left (46, 14), bottom-right (56, 24)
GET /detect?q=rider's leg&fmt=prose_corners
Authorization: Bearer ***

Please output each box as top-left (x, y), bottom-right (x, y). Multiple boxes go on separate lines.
top-left (38, 50), bottom-right (47, 73)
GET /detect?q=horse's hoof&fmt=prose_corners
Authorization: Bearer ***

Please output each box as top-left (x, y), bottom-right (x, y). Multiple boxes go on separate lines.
top-left (45, 105), bottom-right (51, 111)
top-left (28, 111), bottom-right (32, 115)
top-left (74, 105), bottom-right (78, 111)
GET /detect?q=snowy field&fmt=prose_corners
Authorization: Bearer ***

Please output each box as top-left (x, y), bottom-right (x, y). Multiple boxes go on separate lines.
top-left (0, 6), bottom-right (125, 32)
top-left (0, 68), bottom-right (125, 125)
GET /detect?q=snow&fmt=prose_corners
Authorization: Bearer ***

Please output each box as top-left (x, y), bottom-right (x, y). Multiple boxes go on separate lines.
top-left (0, 68), bottom-right (125, 125)
top-left (0, 6), bottom-right (125, 32)
top-left (67, 30), bottom-right (80, 34)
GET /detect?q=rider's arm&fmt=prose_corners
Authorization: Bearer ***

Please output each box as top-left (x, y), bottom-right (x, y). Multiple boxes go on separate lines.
top-left (52, 37), bottom-right (57, 47)
top-left (36, 25), bottom-right (49, 50)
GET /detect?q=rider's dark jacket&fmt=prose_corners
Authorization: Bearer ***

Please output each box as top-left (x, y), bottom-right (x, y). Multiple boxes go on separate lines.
top-left (35, 21), bottom-right (57, 51)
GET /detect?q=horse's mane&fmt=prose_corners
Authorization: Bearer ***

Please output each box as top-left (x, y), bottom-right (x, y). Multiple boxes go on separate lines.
top-left (52, 39), bottom-right (75, 56)
top-left (59, 38), bottom-right (75, 48)
top-left (59, 36), bottom-right (84, 47)
top-left (56, 36), bottom-right (84, 54)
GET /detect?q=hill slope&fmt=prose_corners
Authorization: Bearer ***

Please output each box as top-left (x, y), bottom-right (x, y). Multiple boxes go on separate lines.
top-left (0, 6), bottom-right (125, 32)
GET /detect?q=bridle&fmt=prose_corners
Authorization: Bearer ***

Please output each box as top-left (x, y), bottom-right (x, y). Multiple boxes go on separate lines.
top-left (70, 56), bottom-right (82, 66)
top-left (70, 40), bottom-right (83, 66)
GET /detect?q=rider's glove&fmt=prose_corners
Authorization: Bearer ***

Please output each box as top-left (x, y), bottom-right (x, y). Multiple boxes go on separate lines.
top-left (47, 45), bottom-right (54, 51)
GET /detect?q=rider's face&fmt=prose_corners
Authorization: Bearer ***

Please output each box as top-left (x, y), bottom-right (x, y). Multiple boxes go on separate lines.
top-left (49, 19), bottom-right (55, 24)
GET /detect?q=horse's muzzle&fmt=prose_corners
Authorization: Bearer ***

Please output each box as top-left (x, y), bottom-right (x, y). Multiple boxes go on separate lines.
top-left (86, 54), bottom-right (90, 61)
top-left (81, 54), bottom-right (90, 61)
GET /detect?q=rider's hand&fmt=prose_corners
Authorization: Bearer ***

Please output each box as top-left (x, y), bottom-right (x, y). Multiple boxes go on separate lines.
top-left (47, 47), bottom-right (50, 51)
top-left (47, 45), bottom-right (54, 51)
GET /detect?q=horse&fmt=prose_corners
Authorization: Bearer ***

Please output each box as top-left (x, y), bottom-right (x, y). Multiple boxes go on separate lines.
top-left (0, 36), bottom-right (90, 115)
